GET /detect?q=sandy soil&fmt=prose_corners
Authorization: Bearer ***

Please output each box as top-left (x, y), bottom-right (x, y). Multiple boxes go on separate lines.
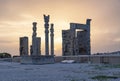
top-left (0, 62), bottom-right (120, 81)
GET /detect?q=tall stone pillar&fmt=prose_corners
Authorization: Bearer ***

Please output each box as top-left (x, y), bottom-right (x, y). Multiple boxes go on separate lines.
top-left (86, 19), bottom-right (92, 55)
top-left (44, 15), bottom-right (50, 56)
top-left (32, 22), bottom-right (38, 56)
top-left (50, 24), bottom-right (54, 56)
top-left (20, 37), bottom-right (28, 56)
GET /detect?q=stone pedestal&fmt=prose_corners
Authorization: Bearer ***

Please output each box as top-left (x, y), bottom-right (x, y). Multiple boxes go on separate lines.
top-left (31, 37), bottom-right (41, 56)
top-left (21, 56), bottom-right (55, 64)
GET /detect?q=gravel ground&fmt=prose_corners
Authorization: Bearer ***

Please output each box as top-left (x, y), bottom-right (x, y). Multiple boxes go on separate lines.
top-left (0, 62), bottom-right (120, 81)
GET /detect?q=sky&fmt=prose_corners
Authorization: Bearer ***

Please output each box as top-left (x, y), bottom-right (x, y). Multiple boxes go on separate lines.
top-left (0, 0), bottom-right (120, 56)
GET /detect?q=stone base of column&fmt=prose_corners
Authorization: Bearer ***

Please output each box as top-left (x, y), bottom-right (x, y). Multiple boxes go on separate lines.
top-left (20, 55), bottom-right (55, 65)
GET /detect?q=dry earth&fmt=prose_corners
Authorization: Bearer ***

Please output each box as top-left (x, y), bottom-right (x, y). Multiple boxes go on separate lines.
top-left (0, 62), bottom-right (120, 81)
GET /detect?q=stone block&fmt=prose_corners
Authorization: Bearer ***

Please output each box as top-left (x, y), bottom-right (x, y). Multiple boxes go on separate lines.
top-left (19, 37), bottom-right (29, 56)
top-left (21, 56), bottom-right (55, 64)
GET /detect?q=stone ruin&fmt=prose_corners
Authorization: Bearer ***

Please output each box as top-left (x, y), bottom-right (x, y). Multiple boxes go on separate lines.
top-left (62, 19), bottom-right (91, 56)
top-left (19, 14), bottom-right (92, 64)
top-left (20, 37), bottom-right (28, 56)
top-left (19, 14), bottom-right (55, 64)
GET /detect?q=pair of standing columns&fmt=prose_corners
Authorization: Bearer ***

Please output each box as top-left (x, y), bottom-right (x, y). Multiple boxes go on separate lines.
top-left (44, 15), bottom-right (54, 56)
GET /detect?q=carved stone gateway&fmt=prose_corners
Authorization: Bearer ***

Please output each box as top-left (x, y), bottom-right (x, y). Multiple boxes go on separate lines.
top-left (62, 19), bottom-right (91, 56)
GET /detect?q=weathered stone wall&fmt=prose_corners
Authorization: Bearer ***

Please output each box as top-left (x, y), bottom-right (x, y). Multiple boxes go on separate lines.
top-left (62, 30), bottom-right (73, 56)
top-left (55, 55), bottom-right (120, 65)
top-left (77, 31), bottom-right (88, 55)
top-left (10, 55), bottom-right (120, 65)
top-left (62, 19), bottom-right (91, 56)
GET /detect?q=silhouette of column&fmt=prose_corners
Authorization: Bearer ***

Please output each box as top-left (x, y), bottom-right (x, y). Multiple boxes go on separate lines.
top-left (50, 24), bottom-right (54, 56)
top-left (44, 15), bottom-right (50, 56)
top-left (31, 22), bottom-right (41, 56)
top-left (32, 22), bottom-right (38, 56)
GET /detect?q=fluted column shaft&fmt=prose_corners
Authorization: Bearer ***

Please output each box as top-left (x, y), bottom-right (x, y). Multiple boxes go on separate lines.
top-left (32, 22), bottom-right (37, 56)
top-left (44, 15), bottom-right (50, 56)
top-left (50, 24), bottom-right (54, 56)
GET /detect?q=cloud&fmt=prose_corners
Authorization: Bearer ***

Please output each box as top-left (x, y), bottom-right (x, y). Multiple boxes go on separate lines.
top-left (0, 40), bottom-right (13, 44)
top-left (114, 38), bottom-right (120, 42)
top-left (0, 0), bottom-right (120, 55)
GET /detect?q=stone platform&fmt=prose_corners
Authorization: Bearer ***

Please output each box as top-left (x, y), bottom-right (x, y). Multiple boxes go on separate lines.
top-left (21, 56), bottom-right (55, 64)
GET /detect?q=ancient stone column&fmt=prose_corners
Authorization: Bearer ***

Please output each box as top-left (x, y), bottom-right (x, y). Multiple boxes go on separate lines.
top-left (44, 15), bottom-right (50, 56)
top-left (50, 24), bottom-right (54, 56)
top-left (20, 37), bottom-right (28, 56)
top-left (32, 22), bottom-right (38, 56)
top-left (31, 22), bottom-right (41, 56)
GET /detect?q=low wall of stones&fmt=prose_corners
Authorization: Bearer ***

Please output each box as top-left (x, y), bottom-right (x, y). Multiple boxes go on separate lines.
top-left (12, 57), bottom-right (21, 62)
top-left (55, 55), bottom-right (120, 64)
top-left (5, 55), bottom-right (120, 65)
top-left (0, 58), bottom-right (12, 62)
top-left (55, 55), bottom-right (89, 63)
